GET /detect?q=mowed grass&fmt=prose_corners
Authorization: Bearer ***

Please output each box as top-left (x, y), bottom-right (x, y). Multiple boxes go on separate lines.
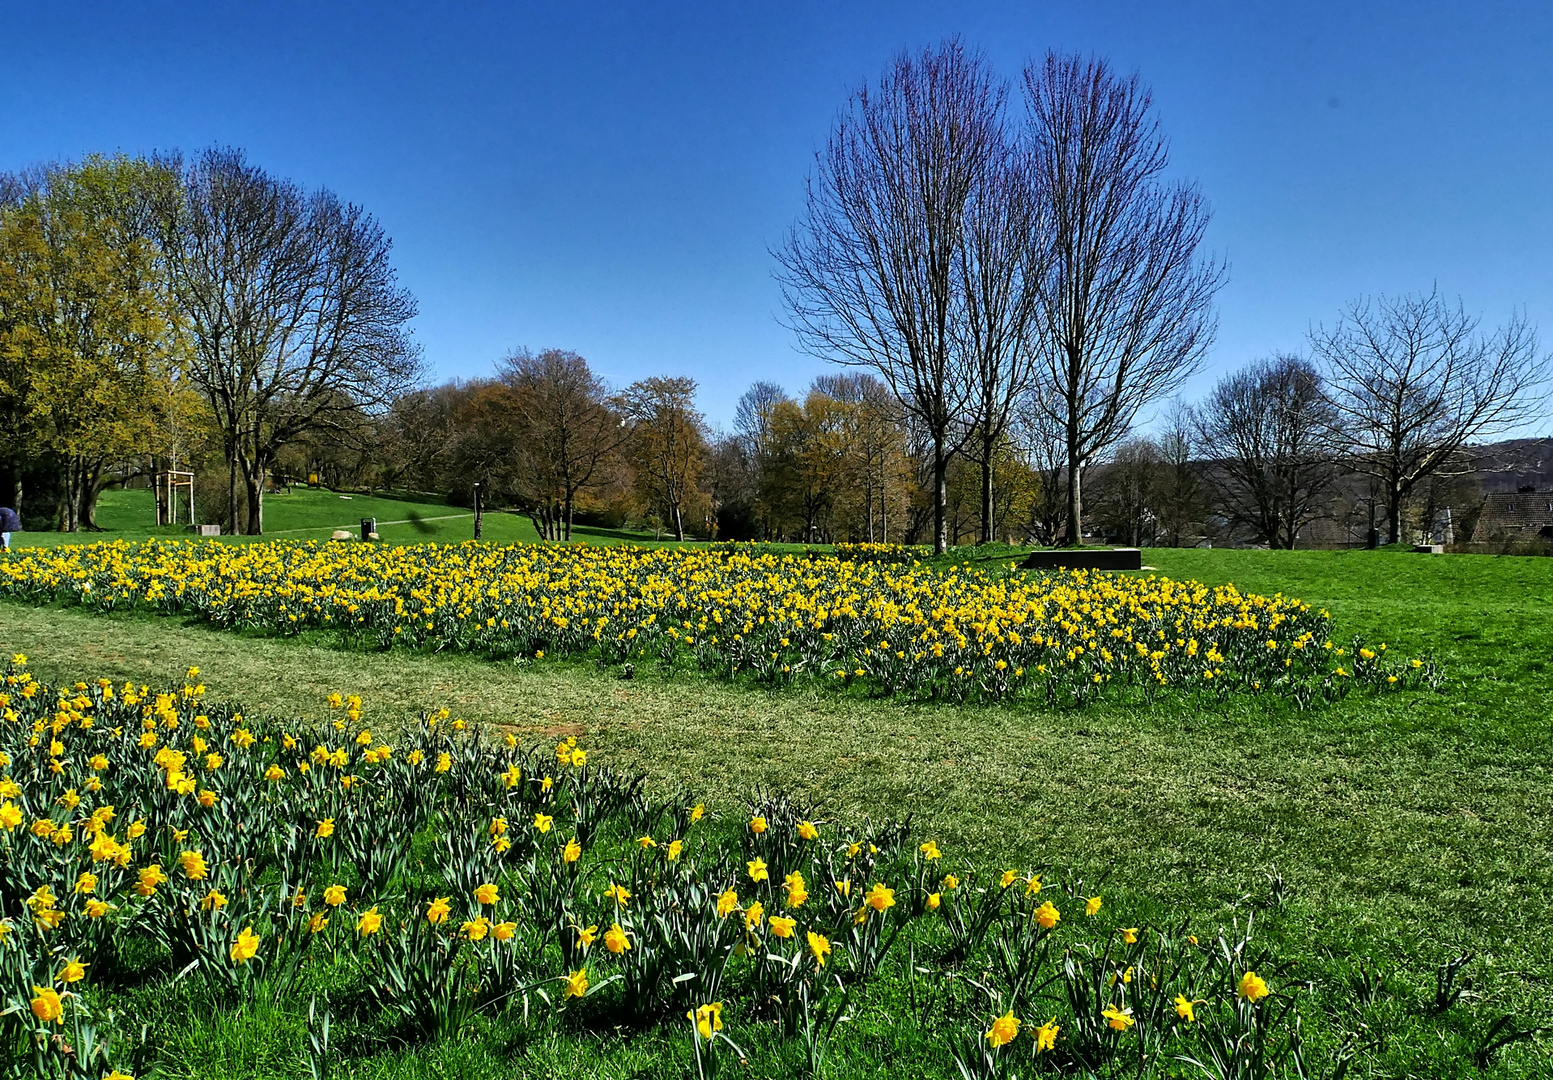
top-left (2, 547), bottom-right (1552, 1076)
top-left (13, 487), bottom-right (678, 547)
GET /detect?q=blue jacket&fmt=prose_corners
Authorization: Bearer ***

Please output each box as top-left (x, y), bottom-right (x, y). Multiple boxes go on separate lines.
top-left (0, 507), bottom-right (19, 532)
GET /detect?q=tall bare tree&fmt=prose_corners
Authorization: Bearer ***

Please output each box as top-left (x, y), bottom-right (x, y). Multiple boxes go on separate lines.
top-left (732, 380), bottom-right (794, 539)
top-left (778, 39), bottom-right (1004, 553)
top-left (1152, 401), bottom-right (1202, 547)
top-left (1195, 354), bottom-right (1336, 549)
top-left (956, 145), bottom-right (1045, 543)
top-left (1310, 288), bottom-right (1549, 544)
top-left (164, 148), bottom-right (420, 534)
top-left (497, 348), bottom-right (624, 540)
top-left (1022, 52), bottom-right (1224, 545)
top-left (380, 381), bottom-right (466, 493)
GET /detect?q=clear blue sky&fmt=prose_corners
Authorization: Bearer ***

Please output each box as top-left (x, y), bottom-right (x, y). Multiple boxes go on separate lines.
top-left (4, 1), bottom-right (1551, 433)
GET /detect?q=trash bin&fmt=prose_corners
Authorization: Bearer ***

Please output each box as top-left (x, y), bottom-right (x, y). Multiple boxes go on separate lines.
top-left (361, 518), bottom-right (376, 541)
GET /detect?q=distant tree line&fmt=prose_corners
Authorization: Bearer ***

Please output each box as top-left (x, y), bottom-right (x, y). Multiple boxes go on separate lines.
top-left (1, 48), bottom-right (1546, 546)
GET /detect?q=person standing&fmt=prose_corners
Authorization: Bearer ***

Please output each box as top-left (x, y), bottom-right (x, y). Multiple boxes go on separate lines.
top-left (0, 505), bottom-right (19, 551)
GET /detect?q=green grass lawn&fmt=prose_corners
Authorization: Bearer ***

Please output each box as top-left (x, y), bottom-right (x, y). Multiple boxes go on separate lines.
top-left (1, 546), bottom-right (1551, 1077)
top-left (12, 487), bottom-right (678, 548)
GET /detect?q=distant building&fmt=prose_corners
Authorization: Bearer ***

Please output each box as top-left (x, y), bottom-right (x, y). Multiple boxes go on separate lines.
top-left (1472, 488), bottom-right (1553, 542)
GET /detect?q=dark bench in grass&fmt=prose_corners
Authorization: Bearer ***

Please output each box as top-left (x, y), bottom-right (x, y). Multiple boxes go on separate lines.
top-left (1020, 547), bottom-right (1143, 571)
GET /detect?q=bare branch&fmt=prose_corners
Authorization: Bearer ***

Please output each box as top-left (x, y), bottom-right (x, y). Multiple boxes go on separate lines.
top-left (1195, 354), bottom-right (1338, 548)
top-left (1022, 52), bottom-right (1225, 544)
top-left (1309, 287), bottom-right (1550, 543)
top-left (776, 39), bottom-right (1004, 553)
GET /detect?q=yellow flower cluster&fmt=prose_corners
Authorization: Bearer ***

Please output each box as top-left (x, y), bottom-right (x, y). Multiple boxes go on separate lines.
top-left (0, 540), bottom-right (1430, 704)
top-left (0, 658), bottom-right (1309, 1072)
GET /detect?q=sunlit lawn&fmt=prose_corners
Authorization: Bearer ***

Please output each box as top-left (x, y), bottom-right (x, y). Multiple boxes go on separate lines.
top-left (1, 542), bottom-right (1550, 1076)
top-left (13, 487), bottom-right (675, 548)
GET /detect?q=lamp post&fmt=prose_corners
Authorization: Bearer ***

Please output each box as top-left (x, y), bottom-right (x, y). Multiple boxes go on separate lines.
top-left (473, 482), bottom-right (483, 541)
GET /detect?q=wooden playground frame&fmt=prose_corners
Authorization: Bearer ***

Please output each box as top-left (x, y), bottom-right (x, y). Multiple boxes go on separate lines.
top-left (154, 470), bottom-right (195, 526)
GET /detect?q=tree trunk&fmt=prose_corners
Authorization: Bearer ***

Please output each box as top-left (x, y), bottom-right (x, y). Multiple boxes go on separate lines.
top-left (228, 453), bottom-right (239, 536)
top-left (1065, 456), bottom-right (1084, 547)
top-left (244, 470), bottom-right (264, 535)
top-left (1386, 485), bottom-right (1403, 545)
top-left (238, 442), bottom-right (266, 536)
top-left (980, 430), bottom-right (994, 545)
top-left (61, 460), bottom-right (79, 532)
top-left (672, 504), bottom-right (685, 542)
top-left (77, 458), bottom-right (107, 531)
top-left (932, 438), bottom-right (948, 554)
top-left (881, 464), bottom-right (887, 544)
top-left (864, 472), bottom-right (874, 543)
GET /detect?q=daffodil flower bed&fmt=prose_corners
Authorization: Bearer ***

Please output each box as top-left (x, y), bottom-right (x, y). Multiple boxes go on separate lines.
top-left (0, 659), bottom-right (1366, 1077)
top-left (0, 540), bottom-right (1435, 706)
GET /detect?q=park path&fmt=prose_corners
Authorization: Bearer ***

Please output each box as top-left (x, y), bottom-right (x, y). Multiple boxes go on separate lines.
top-left (264, 512), bottom-right (474, 535)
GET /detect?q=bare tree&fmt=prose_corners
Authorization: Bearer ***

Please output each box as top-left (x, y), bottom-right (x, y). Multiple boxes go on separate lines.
top-left (1196, 354), bottom-right (1337, 549)
top-left (1310, 288), bottom-right (1549, 544)
top-left (1152, 400), bottom-right (1202, 547)
top-left (380, 382), bottom-right (466, 493)
top-left (732, 380), bottom-right (793, 538)
top-left (164, 148), bottom-right (420, 534)
top-left (1022, 52), bottom-right (1224, 545)
top-left (497, 348), bottom-right (624, 540)
top-left (1010, 389), bottom-right (1070, 544)
top-left (1091, 437), bottom-right (1163, 546)
top-left (778, 39), bottom-right (1004, 553)
top-left (733, 381), bottom-right (791, 454)
top-left (956, 145), bottom-right (1045, 543)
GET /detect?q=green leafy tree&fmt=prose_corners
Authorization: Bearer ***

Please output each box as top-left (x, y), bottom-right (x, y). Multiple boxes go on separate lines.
top-left (0, 155), bottom-right (185, 530)
top-left (621, 376), bottom-right (709, 541)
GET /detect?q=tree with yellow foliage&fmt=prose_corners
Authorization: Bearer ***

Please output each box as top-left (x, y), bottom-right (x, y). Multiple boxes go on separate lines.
top-left (0, 155), bottom-right (186, 530)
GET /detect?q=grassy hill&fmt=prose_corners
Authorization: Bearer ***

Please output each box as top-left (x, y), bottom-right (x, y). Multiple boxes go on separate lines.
top-left (11, 486), bottom-right (675, 548)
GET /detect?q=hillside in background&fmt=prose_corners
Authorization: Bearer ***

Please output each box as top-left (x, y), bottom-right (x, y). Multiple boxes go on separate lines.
top-left (1466, 436), bottom-right (1553, 492)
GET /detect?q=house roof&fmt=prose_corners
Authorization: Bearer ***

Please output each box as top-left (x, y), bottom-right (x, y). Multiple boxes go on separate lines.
top-left (1473, 490), bottom-right (1553, 537)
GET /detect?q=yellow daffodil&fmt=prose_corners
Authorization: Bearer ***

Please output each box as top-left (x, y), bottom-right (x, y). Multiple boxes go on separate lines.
top-left (807, 930), bottom-right (831, 967)
top-left (1103, 1004), bottom-right (1135, 1031)
top-left (30, 986), bottom-right (63, 1024)
top-left (985, 1009), bottom-right (1020, 1048)
top-left (1238, 971), bottom-right (1270, 1003)
top-left (604, 923), bottom-right (631, 954)
top-left (690, 1001), bottom-right (723, 1041)
top-left (230, 926), bottom-right (260, 964)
